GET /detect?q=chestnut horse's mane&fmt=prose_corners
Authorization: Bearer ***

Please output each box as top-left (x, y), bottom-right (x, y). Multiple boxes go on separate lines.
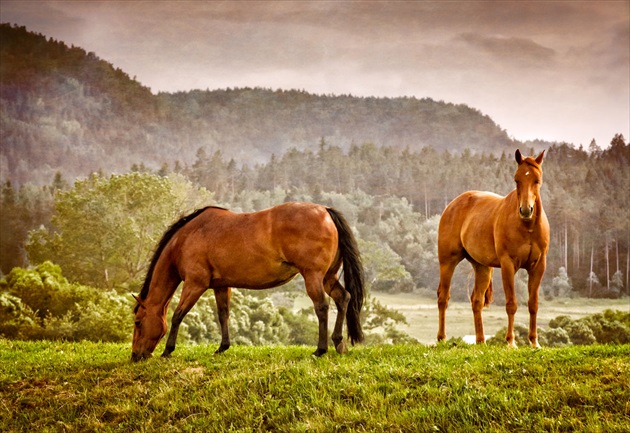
top-left (136, 206), bottom-right (227, 306)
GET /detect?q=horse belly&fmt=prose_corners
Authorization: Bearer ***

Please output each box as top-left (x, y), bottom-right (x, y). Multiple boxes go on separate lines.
top-left (461, 227), bottom-right (501, 268)
top-left (209, 254), bottom-right (299, 290)
top-left (458, 193), bottom-right (502, 267)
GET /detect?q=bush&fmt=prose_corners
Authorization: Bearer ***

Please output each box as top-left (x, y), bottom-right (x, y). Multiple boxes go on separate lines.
top-left (489, 309), bottom-right (630, 347)
top-left (582, 311), bottom-right (630, 344)
top-left (548, 315), bottom-right (573, 329)
top-left (565, 321), bottom-right (597, 345)
top-left (0, 262), bottom-right (133, 342)
top-left (487, 324), bottom-right (530, 346)
top-left (0, 292), bottom-right (39, 339)
top-left (539, 327), bottom-right (571, 347)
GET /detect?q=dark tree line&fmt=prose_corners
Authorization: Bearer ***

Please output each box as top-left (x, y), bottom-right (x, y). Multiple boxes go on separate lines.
top-left (2, 137), bottom-right (628, 300)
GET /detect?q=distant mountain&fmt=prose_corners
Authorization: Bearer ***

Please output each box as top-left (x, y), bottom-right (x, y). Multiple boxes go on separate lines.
top-left (1, 23), bottom-right (524, 185)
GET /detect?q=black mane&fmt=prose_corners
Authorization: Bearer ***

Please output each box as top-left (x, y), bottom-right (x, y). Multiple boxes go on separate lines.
top-left (135, 206), bottom-right (225, 310)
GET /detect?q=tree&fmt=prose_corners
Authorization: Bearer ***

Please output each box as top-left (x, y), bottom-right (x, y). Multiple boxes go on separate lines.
top-left (357, 239), bottom-right (413, 293)
top-left (26, 173), bottom-right (212, 289)
top-left (551, 267), bottom-right (573, 298)
top-left (0, 181), bottom-right (54, 274)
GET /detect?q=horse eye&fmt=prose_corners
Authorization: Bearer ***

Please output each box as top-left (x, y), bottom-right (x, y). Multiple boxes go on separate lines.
top-left (135, 320), bottom-right (142, 328)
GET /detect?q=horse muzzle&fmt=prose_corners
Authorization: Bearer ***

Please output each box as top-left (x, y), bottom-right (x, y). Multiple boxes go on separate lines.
top-left (519, 206), bottom-right (534, 221)
top-left (131, 351), bottom-right (153, 362)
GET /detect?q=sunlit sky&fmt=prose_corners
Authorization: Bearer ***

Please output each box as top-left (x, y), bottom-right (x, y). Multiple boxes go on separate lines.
top-left (1, 1), bottom-right (628, 148)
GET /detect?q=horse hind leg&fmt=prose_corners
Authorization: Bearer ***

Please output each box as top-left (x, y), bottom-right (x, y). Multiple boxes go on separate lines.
top-left (437, 258), bottom-right (459, 342)
top-left (471, 264), bottom-right (493, 344)
top-left (327, 278), bottom-right (351, 354)
top-left (303, 271), bottom-right (329, 357)
top-left (485, 278), bottom-right (494, 307)
top-left (214, 287), bottom-right (232, 354)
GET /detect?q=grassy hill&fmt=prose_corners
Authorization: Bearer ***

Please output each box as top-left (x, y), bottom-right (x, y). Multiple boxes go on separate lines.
top-left (1, 340), bottom-right (628, 432)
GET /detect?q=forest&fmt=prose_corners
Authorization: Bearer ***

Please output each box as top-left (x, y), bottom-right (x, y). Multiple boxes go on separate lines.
top-left (2, 137), bottom-right (628, 298)
top-left (0, 23), bottom-right (628, 345)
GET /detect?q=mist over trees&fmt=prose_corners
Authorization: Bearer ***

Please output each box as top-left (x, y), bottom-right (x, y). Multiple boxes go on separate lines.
top-left (1, 23), bottom-right (518, 186)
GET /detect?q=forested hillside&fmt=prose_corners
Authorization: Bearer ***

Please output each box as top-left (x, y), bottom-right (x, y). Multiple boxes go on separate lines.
top-left (1, 23), bottom-right (518, 185)
top-left (1, 23), bottom-right (628, 305)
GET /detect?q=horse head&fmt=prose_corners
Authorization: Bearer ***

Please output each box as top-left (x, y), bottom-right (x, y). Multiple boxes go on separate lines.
top-left (131, 294), bottom-right (167, 362)
top-left (514, 149), bottom-right (545, 222)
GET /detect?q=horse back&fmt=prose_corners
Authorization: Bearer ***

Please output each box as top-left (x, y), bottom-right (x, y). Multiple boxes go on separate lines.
top-left (165, 202), bottom-right (338, 289)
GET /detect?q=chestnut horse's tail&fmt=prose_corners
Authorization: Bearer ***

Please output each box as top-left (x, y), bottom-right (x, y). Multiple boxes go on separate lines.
top-left (326, 207), bottom-right (365, 344)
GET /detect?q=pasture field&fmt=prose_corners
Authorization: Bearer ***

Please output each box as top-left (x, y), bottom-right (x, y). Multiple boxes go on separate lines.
top-left (292, 291), bottom-right (630, 344)
top-left (373, 293), bottom-right (630, 344)
top-left (1, 340), bottom-right (629, 432)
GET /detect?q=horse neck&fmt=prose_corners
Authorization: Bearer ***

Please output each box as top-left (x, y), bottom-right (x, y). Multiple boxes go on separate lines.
top-left (143, 266), bottom-right (179, 315)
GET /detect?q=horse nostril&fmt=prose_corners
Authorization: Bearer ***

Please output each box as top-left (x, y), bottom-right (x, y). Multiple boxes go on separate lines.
top-left (519, 206), bottom-right (534, 219)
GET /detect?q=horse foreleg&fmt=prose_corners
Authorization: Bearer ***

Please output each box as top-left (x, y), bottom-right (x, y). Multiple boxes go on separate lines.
top-left (162, 280), bottom-right (207, 358)
top-left (527, 261), bottom-right (545, 348)
top-left (500, 259), bottom-right (518, 348)
top-left (304, 272), bottom-right (329, 357)
top-left (471, 264), bottom-right (493, 344)
top-left (214, 287), bottom-right (232, 354)
top-left (328, 280), bottom-right (351, 354)
top-left (437, 260), bottom-right (457, 342)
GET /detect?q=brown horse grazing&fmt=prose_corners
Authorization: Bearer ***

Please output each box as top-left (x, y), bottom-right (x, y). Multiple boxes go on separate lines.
top-left (131, 202), bottom-right (365, 361)
top-left (436, 149), bottom-right (549, 347)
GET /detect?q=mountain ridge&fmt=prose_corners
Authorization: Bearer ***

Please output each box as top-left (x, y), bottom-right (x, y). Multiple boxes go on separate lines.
top-left (2, 23), bottom-right (536, 185)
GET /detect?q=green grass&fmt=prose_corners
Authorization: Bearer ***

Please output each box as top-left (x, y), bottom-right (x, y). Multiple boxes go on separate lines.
top-left (1, 340), bottom-right (629, 432)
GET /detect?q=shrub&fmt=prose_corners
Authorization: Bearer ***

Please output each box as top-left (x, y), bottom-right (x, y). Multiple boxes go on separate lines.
top-left (539, 327), bottom-right (571, 347)
top-left (486, 324), bottom-right (530, 346)
top-left (1, 262), bottom-right (133, 342)
top-left (0, 292), bottom-right (39, 339)
top-left (565, 321), bottom-right (597, 345)
top-left (582, 311), bottom-right (630, 344)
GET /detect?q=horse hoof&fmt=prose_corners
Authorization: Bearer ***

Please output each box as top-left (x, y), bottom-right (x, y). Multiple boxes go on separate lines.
top-left (312, 348), bottom-right (327, 357)
top-left (335, 341), bottom-right (348, 355)
top-left (214, 344), bottom-right (230, 355)
top-left (161, 351), bottom-right (172, 358)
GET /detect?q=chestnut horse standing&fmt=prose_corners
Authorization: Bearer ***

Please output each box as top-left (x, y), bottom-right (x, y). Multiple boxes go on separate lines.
top-left (132, 202), bottom-right (365, 361)
top-left (437, 149), bottom-right (549, 347)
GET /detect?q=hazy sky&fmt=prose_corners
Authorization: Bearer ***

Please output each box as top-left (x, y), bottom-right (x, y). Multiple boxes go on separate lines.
top-left (1, 1), bottom-right (629, 148)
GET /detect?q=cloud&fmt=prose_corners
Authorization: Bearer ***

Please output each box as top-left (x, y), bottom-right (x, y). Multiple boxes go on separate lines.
top-left (456, 33), bottom-right (557, 66)
top-left (0, 0), bottom-right (627, 147)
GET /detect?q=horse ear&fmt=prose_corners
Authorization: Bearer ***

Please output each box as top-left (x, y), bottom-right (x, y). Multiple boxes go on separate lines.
top-left (132, 294), bottom-right (145, 309)
top-left (535, 150), bottom-right (545, 165)
top-left (515, 149), bottom-right (523, 164)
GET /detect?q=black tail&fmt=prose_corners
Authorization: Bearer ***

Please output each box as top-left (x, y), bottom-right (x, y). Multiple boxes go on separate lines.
top-left (135, 206), bottom-right (213, 312)
top-left (326, 207), bottom-right (365, 344)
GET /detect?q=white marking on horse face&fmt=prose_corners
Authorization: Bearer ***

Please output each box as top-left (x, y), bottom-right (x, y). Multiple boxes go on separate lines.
top-left (525, 171), bottom-right (530, 176)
